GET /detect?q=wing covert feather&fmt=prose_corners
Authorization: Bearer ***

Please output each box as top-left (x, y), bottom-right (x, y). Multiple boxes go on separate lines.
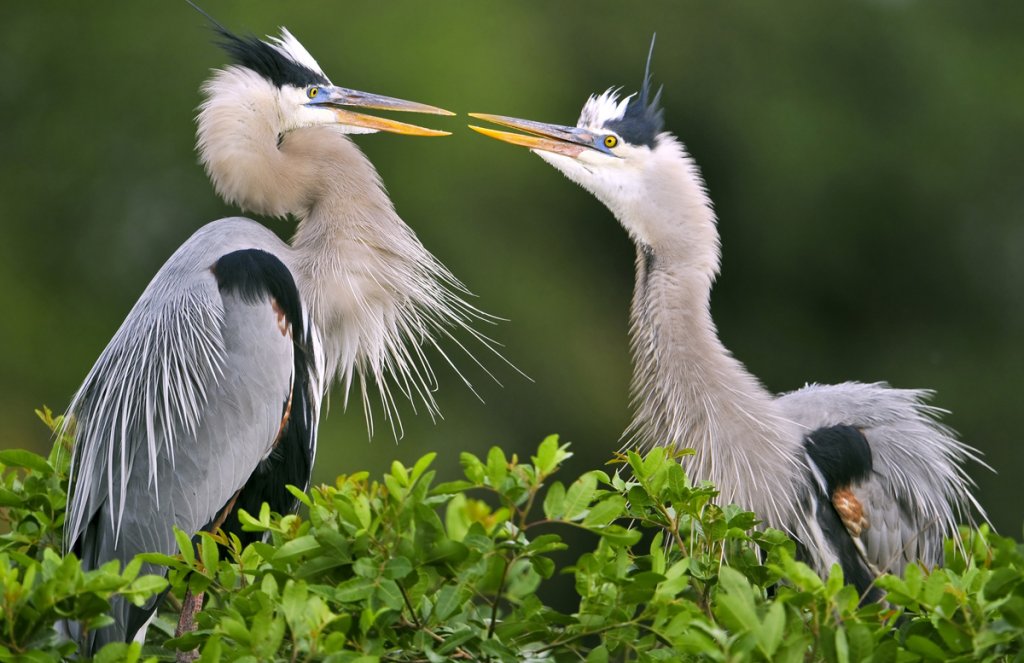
top-left (64, 219), bottom-right (303, 554)
top-left (778, 381), bottom-right (984, 575)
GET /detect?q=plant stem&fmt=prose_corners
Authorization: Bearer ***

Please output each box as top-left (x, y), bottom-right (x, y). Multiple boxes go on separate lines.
top-left (487, 555), bottom-right (512, 639)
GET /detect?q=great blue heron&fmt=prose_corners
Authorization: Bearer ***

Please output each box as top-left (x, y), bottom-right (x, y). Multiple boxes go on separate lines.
top-left (64, 21), bottom-right (491, 652)
top-left (469, 42), bottom-right (986, 599)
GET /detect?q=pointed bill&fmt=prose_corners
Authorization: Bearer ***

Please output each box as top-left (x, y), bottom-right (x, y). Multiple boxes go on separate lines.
top-left (331, 109), bottom-right (451, 136)
top-left (309, 85), bottom-right (454, 136)
top-left (468, 112), bottom-right (597, 157)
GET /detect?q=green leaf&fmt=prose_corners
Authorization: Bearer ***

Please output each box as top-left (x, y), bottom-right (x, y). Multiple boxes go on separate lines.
top-left (0, 449), bottom-right (52, 473)
top-left (375, 578), bottom-right (405, 611)
top-left (236, 507), bottom-right (263, 531)
top-left (904, 562), bottom-right (923, 599)
top-left (391, 460), bottom-right (410, 485)
top-left (134, 553), bottom-right (184, 569)
top-left (905, 634), bottom-right (948, 660)
top-left (173, 527), bottom-right (195, 566)
top-left (543, 481), bottom-right (566, 520)
top-left (834, 625), bottom-right (850, 663)
top-left (714, 567), bottom-right (759, 632)
top-left (94, 642), bottom-right (142, 663)
top-left (983, 567), bottom-right (1021, 600)
top-left (410, 452), bottom-right (437, 484)
top-left (532, 435), bottom-right (571, 476)
top-left (529, 555), bottom-right (556, 578)
top-left (281, 579), bottom-right (308, 629)
top-left (432, 584), bottom-right (468, 621)
top-left (486, 446), bottom-right (508, 485)
top-left (583, 495), bottom-right (626, 528)
top-left (336, 577), bottom-right (376, 603)
top-left (285, 484), bottom-right (312, 508)
top-left (273, 535), bottom-right (321, 562)
top-left (384, 473), bottom-right (406, 500)
top-left (759, 601), bottom-right (785, 657)
top-left (460, 452), bottom-right (486, 484)
top-left (0, 488), bottom-right (24, 507)
top-left (199, 534), bottom-right (219, 573)
top-left (562, 472), bottom-right (598, 520)
top-left (126, 574), bottom-right (169, 599)
top-left (595, 524), bottom-right (642, 546)
top-left (526, 533), bottom-right (567, 555)
top-left (431, 480), bottom-right (474, 495)
top-left (384, 556), bottom-right (413, 580)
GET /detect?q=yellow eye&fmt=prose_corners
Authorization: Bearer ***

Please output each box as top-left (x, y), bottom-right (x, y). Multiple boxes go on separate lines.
top-left (308, 87), bottom-right (319, 99)
top-left (604, 135), bottom-right (618, 149)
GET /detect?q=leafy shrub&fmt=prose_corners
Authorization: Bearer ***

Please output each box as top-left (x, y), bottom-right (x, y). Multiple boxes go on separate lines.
top-left (1, 409), bottom-right (1022, 661)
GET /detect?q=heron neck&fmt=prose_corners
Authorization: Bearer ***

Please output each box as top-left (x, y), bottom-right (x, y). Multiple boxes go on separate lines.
top-left (287, 130), bottom-right (472, 432)
top-left (288, 132), bottom-right (419, 380)
top-left (619, 171), bottom-right (803, 523)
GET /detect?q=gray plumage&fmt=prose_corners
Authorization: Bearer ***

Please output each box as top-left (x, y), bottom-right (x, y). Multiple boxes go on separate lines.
top-left (470, 55), bottom-right (986, 594)
top-left (63, 26), bottom-right (494, 652)
top-left (66, 220), bottom-right (318, 647)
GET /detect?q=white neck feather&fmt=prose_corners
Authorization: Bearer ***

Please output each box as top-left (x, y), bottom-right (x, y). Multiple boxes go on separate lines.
top-left (615, 138), bottom-right (805, 527)
top-left (288, 135), bottom-right (483, 434)
top-left (197, 67), bottom-right (488, 436)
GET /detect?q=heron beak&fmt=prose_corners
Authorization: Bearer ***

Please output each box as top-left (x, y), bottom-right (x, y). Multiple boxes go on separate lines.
top-left (467, 113), bottom-right (596, 157)
top-left (309, 86), bottom-right (455, 137)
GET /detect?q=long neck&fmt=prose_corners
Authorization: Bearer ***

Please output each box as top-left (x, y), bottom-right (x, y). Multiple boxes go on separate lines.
top-left (197, 71), bottom-right (483, 434)
top-left (617, 144), bottom-right (804, 524)
top-left (285, 128), bottom-right (482, 434)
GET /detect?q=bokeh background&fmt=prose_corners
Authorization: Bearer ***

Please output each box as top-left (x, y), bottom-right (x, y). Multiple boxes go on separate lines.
top-left (2, 2), bottom-right (1021, 533)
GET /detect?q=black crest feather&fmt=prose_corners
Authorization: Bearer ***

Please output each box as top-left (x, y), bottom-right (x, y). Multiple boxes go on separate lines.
top-left (605, 34), bottom-right (665, 148)
top-left (187, 1), bottom-right (328, 88)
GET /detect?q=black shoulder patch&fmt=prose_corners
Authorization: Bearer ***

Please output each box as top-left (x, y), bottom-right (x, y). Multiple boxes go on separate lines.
top-left (207, 248), bottom-right (318, 545)
top-left (213, 248), bottom-right (305, 339)
top-left (213, 25), bottom-right (328, 88)
top-left (796, 462), bottom-right (883, 603)
top-left (804, 424), bottom-right (873, 493)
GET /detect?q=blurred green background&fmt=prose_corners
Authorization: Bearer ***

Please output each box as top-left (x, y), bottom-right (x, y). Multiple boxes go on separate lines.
top-left (1, 2), bottom-right (1021, 533)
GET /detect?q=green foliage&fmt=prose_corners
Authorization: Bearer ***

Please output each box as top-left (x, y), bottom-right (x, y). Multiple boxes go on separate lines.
top-left (2, 416), bottom-right (1023, 661)
top-left (0, 409), bottom-right (168, 661)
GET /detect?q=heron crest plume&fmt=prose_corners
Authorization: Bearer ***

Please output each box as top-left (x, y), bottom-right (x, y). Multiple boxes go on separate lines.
top-left (577, 35), bottom-right (664, 148)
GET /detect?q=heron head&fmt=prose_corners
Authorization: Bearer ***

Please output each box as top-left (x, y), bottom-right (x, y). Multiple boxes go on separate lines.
top-left (210, 26), bottom-right (453, 138)
top-left (196, 23), bottom-right (454, 217)
top-left (469, 37), bottom-right (666, 209)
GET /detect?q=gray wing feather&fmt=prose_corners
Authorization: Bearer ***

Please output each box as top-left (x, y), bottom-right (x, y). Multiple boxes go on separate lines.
top-left (64, 218), bottom-right (303, 556)
top-left (777, 381), bottom-right (986, 574)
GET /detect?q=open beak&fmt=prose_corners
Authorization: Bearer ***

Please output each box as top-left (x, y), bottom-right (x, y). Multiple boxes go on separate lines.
top-left (309, 86), bottom-right (455, 137)
top-left (468, 112), bottom-right (598, 157)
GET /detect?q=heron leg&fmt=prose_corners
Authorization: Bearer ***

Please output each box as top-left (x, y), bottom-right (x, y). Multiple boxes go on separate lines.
top-left (174, 587), bottom-right (204, 663)
top-left (173, 491), bottom-right (239, 662)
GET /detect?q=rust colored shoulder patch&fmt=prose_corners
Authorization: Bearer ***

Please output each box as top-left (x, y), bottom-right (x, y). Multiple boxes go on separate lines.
top-left (833, 487), bottom-right (870, 538)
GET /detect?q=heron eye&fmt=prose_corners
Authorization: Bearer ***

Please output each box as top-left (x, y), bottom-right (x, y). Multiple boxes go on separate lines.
top-left (604, 135), bottom-right (618, 149)
top-left (307, 87), bottom-right (320, 99)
